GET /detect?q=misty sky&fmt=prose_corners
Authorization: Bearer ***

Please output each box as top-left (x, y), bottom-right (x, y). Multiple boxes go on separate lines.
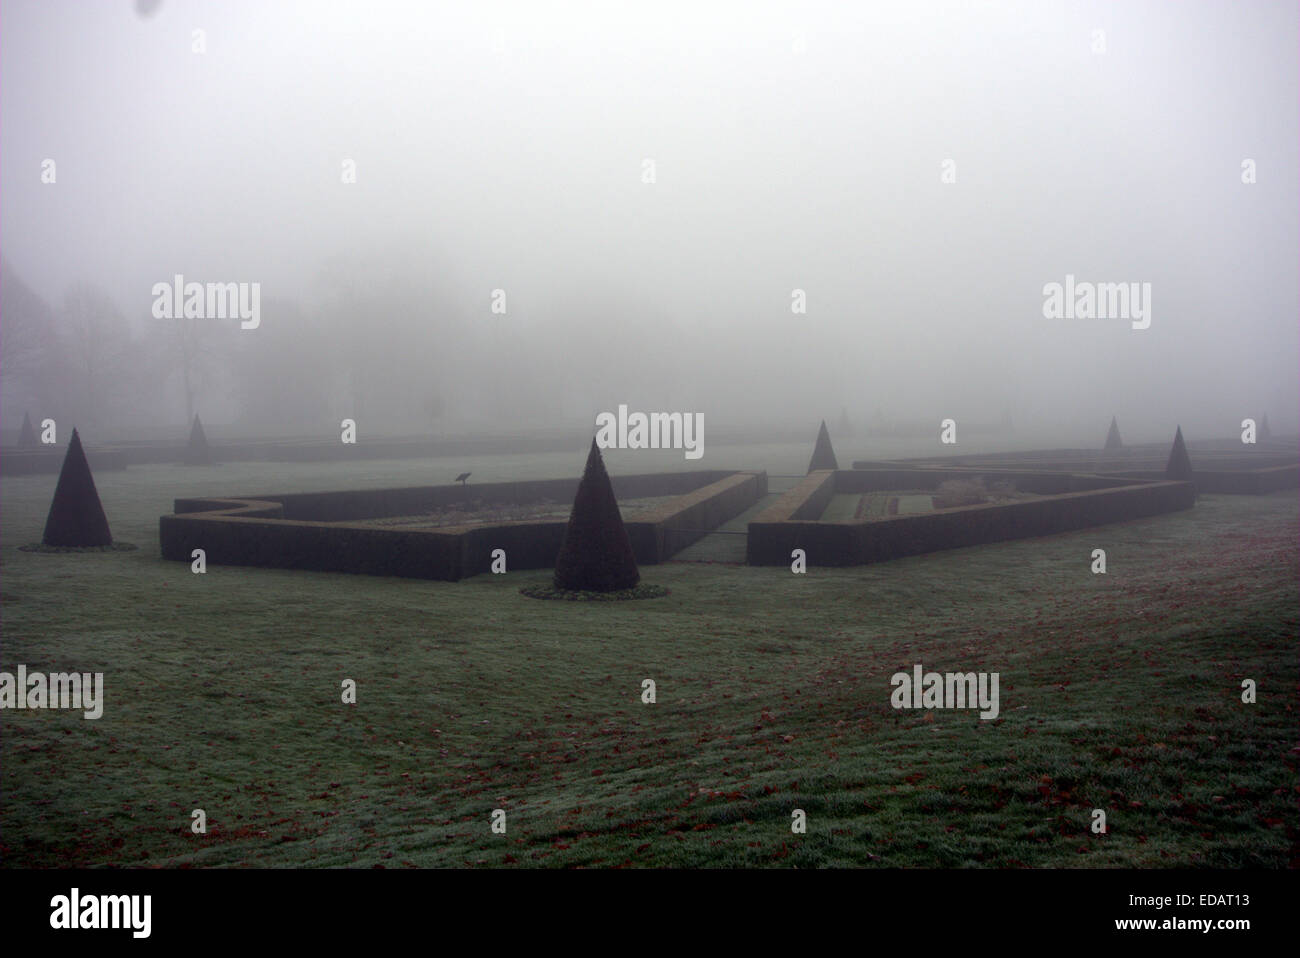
top-left (2, 0), bottom-right (1296, 442)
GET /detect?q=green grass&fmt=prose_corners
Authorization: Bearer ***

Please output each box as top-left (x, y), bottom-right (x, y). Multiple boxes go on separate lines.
top-left (1, 457), bottom-right (1296, 869)
top-left (519, 583), bottom-right (670, 601)
top-left (821, 493), bottom-right (863, 521)
top-left (17, 541), bottom-right (139, 554)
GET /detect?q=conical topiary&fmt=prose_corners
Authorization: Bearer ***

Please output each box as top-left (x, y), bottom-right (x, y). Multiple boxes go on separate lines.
top-left (807, 420), bottom-right (839, 472)
top-left (18, 411), bottom-right (39, 448)
top-left (42, 428), bottom-right (112, 547)
top-left (184, 414), bottom-right (213, 465)
top-left (552, 438), bottom-right (640, 592)
top-left (1165, 426), bottom-right (1194, 480)
top-left (1104, 416), bottom-right (1123, 450)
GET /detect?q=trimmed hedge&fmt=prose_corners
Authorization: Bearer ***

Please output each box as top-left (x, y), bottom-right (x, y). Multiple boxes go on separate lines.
top-left (649, 471), bottom-right (768, 557)
top-left (856, 448), bottom-right (1298, 479)
top-left (807, 421), bottom-right (839, 472)
top-left (244, 471), bottom-right (737, 522)
top-left (42, 429), bottom-right (113, 547)
top-left (837, 468), bottom-right (1142, 496)
top-left (753, 471), bottom-right (835, 524)
top-left (160, 471), bottom-right (764, 581)
top-left (160, 513), bottom-right (465, 578)
top-left (747, 469), bottom-right (1196, 566)
top-left (552, 439), bottom-right (641, 592)
top-left (1197, 464), bottom-right (1298, 494)
top-left (1100, 465), bottom-right (1298, 494)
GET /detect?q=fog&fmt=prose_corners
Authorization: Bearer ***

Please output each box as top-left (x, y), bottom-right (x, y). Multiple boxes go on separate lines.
top-left (2, 0), bottom-right (1296, 450)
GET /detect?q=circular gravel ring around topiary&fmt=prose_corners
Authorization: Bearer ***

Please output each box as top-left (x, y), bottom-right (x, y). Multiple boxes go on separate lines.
top-left (19, 542), bottom-right (139, 554)
top-left (519, 583), bottom-right (670, 601)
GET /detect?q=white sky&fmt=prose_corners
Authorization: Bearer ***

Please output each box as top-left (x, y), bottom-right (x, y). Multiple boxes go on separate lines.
top-left (2, 0), bottom-right (1296, 437)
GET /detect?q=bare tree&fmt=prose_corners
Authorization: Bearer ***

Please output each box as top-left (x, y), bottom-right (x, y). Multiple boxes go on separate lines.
top-left (232, 297), bottom-right (342, 434)
top-left (61, 282), bottom-right (134, 429)
top-left (0, 259), bottom-right (63, 427)
top-left (149, 307), bottom-right (241, 427)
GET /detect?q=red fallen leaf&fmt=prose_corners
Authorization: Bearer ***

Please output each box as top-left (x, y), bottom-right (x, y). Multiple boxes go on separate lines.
top-left (636, 843), bottom-right (651, 853)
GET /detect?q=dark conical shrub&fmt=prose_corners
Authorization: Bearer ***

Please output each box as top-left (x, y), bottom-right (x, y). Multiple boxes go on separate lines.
top-left (184, 415), bottom-right (213, 465)
top-left (1104, 416), bottom-right (1123, 450)
top-left (18, 411), bottom-right (39, 448)
top-left (42, 428), bottom-right (112, 547)
top-left (1165, 426), bottom-right (1194, 480)
top-left (807, 420), bottom-right (838, 472)
top-left (552, 438), bottom-right (640, 592)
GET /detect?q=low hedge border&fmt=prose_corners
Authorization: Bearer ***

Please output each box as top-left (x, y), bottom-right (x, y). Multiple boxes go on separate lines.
top-left (746, 469), bottom-right (1196, 566)
top-left (160, 471), bottom-right (765, 581)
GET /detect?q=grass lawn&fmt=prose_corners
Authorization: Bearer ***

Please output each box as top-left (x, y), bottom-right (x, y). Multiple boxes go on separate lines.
top-left (1, 456), bottom-right (1296, 868)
